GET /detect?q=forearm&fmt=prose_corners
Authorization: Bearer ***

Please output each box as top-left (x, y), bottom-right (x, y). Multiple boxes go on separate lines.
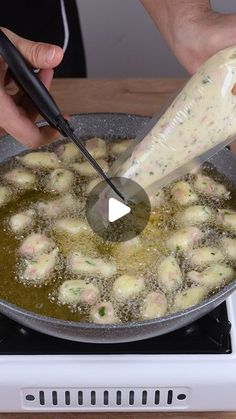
top-left (140, 0), bottom-right (211, 51)
top-left (140, 0), bottom-right (236, 74)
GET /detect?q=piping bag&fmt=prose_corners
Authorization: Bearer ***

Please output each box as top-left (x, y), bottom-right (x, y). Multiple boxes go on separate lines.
top-left (0, 29), bottom-right (124, 202)
top-left (108, 46), bottom-right (236, 203)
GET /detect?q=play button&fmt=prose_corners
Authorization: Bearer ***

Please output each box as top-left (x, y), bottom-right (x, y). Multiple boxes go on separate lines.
top-left (86, 177), bottom-right (151, 242)
top-left (108, 198), bottom-right (130, 222)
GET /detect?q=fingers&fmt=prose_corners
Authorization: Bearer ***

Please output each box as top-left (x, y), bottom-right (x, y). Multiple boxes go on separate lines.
top-left (230, 140), bottom-right (236, 155)
top-left (0, 89), bottom-right (59, 148)
top-left (13, 68), bottom-right (54, 121)
top-left (1, 27), bottom-right (63, 69)
top-left (232, 83), bottom-right (236, 95)
top-left (0, 29), bottom-right (63, 148)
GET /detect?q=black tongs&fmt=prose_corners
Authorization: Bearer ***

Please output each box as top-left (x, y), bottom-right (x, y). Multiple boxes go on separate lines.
top-left (0, 29), bottom-right (124, 201)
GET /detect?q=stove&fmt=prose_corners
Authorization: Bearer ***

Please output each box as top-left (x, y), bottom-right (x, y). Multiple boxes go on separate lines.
top-left (1, 293), bottom-right (236, 412)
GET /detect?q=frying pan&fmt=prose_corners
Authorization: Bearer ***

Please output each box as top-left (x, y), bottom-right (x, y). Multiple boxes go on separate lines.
top-left (0, 113), bottom-right (236, 344)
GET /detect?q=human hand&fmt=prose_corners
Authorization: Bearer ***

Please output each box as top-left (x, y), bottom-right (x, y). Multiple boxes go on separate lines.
top-left (141, 0), bottom-right (236, 75)
top-left (0, 28), bottom-right (63, 148)
top-left (141, 1), bottom-right (236, 154)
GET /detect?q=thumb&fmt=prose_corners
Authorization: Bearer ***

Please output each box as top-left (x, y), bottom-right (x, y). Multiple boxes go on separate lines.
top-left (1, 27), bottom-right (63, 69)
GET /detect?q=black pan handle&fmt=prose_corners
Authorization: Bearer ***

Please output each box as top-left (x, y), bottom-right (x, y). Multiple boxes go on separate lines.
top-left (0, 29), bottom-right (63, 130)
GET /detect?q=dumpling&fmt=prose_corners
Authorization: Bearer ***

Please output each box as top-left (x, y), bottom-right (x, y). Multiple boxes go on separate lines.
top-left (110, 139), bottom-right (133, 156)
top-left (166, 227), bottom-right (204, 252)
top-left (4, 168), bottom-right (36, 189)
top-left (0, 186), bottom-right (12, 207)
top-left (54, 218), bottom-right (90, 235)
top-left (70, 159), bottom-right (108, 177)
top-left (47, 169), bottom-right (74, 193)
top-left (187, 264), bottom-right (235, 291)
top-left (176, 205), bottom-right (214, 226)
top-left (91, 301), bottom-right (118, 324)
top-left (21, 249), bottom-right (58, 284)
top-left (17, 151), bottom-right (60, 169)
top-left (85, 138), bottom-right (107, 159)
top-left (19, 233), bottom-right (55, 259)
top-left (140, 291), bottom-right (167, 319)
top-left (113, 236), bottom-right (142, 260)
top-left (68, 252), bottom-right (117, 278)
top-left (217, 209), bottom-right (236, 233)
top-left (171, 181), bottom-right (198, 206)
top-left (9, 209), bottom-right (35, 233)
top-left (188, 247), bottom-right (224, 267)
top-left (149, 189), bottom-right (165, 209)
top-left (194, 174), bottom-right (230, 199)
top-left (112, 274), bottom-right (145, 302)
top-left (220, 237), bottom-right (236, 261)
top-left (58, 279), bottom-right (99, 305)
top-left (85, 178), bottom-right (100, 195)
top-left (55, 142), bottom-right (81, 163)
top-left (37, 194), bottom-right (78, 218)
top-left (173, 286), bottom-right (207, 311)
top-left (157, 256), bottom-right (182, 293)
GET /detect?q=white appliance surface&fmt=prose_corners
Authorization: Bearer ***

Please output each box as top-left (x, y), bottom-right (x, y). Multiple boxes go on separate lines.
top-left (1, 292), bottom-right (236, 412)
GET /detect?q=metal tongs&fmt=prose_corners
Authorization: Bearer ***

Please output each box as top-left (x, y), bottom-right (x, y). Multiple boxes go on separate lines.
top-left (0, 29), bottom-right (124, 201)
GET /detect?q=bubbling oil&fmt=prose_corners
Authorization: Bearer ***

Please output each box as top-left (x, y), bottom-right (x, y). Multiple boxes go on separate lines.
top-left (0, 142), bottom-right (235, 324)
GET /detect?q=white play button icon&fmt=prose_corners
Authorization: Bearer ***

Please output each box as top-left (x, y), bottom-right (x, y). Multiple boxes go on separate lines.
top-left (108, 197), bottom-right (130, 223)
top-left (86, 176), bottom-right (151, 242)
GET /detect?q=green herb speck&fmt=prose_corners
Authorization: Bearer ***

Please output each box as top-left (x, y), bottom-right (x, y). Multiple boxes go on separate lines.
top-left (202, 76), bottom-right (211, 84)
top-left (99, 306), bottom-right (106, 317)
top-left (86, 260), bottom-right (96, 266)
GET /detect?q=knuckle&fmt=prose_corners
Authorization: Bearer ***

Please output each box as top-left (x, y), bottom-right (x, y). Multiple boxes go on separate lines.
top-left (28, 43), bottom-right (44, 66)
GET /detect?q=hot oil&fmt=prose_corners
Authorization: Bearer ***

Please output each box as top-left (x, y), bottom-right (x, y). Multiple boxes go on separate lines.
top-left (0, 148), bottom-right (235, 323)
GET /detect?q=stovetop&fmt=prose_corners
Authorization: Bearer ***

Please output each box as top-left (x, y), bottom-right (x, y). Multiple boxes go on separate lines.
top-left (0, 302), bottom-right (231, 355)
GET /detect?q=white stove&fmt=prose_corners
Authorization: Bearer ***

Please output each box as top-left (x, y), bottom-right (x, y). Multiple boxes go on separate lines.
top-left (1, 293), bottom-right (236, 413)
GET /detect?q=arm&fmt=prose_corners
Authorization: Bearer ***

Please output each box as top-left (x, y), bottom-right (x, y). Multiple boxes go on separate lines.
top-left (140, 0), bottom-right (236, 74)
top-left (0, 28), bottom-right (63, 147)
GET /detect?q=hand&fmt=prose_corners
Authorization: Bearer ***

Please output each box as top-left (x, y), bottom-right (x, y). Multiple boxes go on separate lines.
top-left (140, 0), bottom-right (236, 74)
top-left (0, 28), bottom-right (63, 147)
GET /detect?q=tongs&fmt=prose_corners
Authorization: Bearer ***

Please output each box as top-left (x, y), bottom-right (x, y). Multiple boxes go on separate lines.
top-left (0, 29), bottom-right (124, 201)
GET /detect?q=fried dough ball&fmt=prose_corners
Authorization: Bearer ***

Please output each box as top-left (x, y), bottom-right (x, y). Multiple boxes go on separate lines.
top-left (91, 301), bottom-right (118, 324)
top-left (166, 227), bottom-right (204, 252)
top-left (4, 168), bottom-right (36, 189)
top-left (70, 159), bottom-right (108, 177)
top-left (19, 233), bottom-right (55, 259)
top-left (113, 274), bottom-right (145, 302)
top-left (22, 249), bottom-right (58, 284)
top-left (0, 186), bottom-right (12, 207)
top-left (58, 279), bottom-right (99, 305)
top-left (9, 209), bottom-right (35, 233)
top-left (176, 205), bottom-right (214, 226)
top-left (55, 143), bottom-right (81, 163)
top-left (171, 181), bottom-right (198, 206)
top-left (17, 152), bottom-right (60, 169)
top-left (68, 252), bottom-right (117, 278)
top-left (187, 264), bottom-right (234, 291)
top-left (47, 169), bottom-right (74, 193)
top-left (173, 286), bottom-right (208, 311)
top-left (157, 256), bottom-right (183, 293)
top-left (194, 174), bottom-right (230, 199)
top-left (140, 291), bottom-right (167, 319)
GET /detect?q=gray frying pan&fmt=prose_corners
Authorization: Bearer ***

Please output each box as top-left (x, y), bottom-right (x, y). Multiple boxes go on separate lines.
top-left (0, 113), bottom-right (235, 344)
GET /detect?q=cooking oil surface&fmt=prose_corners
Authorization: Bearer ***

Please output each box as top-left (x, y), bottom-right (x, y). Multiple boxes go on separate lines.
top-left (0, 142), bottom-right (235, 324)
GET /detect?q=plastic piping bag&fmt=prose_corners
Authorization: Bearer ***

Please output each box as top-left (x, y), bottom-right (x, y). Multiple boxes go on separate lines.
top-left (108, 46), bottom-right (236, 199)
